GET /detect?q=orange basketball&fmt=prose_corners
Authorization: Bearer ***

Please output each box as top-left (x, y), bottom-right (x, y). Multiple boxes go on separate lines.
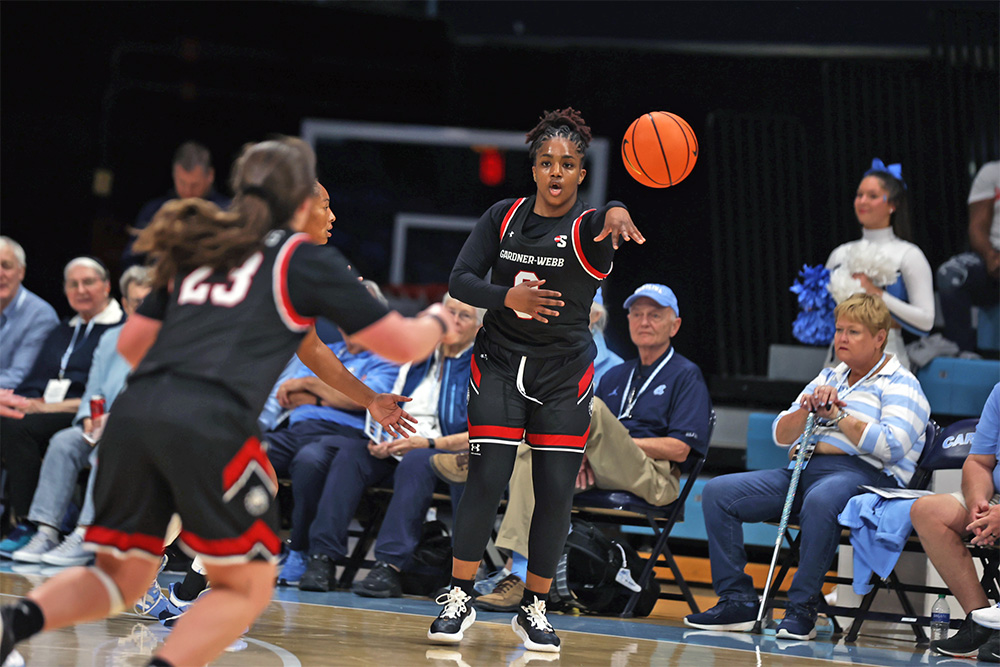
top-left (621, 111), bottom-right (698, 188)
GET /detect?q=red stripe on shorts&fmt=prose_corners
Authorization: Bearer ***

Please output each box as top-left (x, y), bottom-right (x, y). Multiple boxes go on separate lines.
top-left (527, 427), bottom-right (591, 450)
top-left (469, 424), bottom-right (525, 441)
top-left (180, 519), bottom-right (281, 558)
top-left (470, 354), bottom-right (482, 388)
top-left (578, 363), bottom-right (595, 397)
top-left (223, 436), bottom-right (277, 496)
top-left (85, 525), bottom-right (166, 556)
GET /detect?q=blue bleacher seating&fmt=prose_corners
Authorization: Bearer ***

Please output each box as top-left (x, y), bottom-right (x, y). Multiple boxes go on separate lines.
top-left (916, 357), bottom-right (1000, 416)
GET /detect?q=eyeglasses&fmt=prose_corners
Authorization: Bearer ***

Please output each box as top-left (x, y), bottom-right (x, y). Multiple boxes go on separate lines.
top-left (65, 277), bottom-right (104, 289)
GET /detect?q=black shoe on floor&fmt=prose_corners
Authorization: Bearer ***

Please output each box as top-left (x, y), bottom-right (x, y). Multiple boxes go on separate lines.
top-left (352, 561), bottom-right (402, 598)
top-left (428, 587), bottom-right (476, 644)
top-left (932, 614), bottom-right (994, 657)
top-left (511, 596), bottom-right (560, 653)
top-left (299, 554), bottom-right (337, 592)
top-left (979, 631), bottom-right (1000, 663)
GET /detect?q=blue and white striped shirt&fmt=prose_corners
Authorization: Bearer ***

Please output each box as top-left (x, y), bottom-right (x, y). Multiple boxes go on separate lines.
top-left (773, 355), bottom-right (931, 486)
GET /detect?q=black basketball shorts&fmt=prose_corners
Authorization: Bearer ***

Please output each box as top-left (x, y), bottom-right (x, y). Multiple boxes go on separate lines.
top-left (466, 331), bottom-right (594, 454)
top-left (86, 373), bottom-right (281, 565)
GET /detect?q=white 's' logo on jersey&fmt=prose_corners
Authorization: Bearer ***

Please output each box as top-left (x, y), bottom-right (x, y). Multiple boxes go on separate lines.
top-left (654, 385), bottom-right (666, 396)
top-left (554, 234), bottom-right (568, 248)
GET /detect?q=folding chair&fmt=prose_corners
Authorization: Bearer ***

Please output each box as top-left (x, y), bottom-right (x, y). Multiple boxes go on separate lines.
top-left (835, 417), bottom-right (1000, 642)
top-left (758, 419), bottom-right (943, 641)
top-left (571, 410), bottom-right (715, 618)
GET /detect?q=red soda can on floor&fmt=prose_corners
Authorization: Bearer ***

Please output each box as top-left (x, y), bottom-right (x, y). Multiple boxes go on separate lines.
top-left (90, 395), bottom-right (106, 420)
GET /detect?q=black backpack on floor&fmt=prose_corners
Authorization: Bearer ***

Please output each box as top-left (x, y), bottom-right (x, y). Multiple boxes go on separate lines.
top-left (399, 520), bottom-right (452, 597)
top-left (548, 519), bottom-right (660, 617)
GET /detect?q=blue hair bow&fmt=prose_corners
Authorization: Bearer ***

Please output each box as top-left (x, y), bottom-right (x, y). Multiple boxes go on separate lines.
top-left (864, 158), bottom-right (907, 189)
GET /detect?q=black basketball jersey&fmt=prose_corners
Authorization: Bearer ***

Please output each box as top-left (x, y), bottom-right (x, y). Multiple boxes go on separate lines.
top-left (132, 229), bottom-right (388, 412)
top-left (451, 195), bottom-right (618, 357)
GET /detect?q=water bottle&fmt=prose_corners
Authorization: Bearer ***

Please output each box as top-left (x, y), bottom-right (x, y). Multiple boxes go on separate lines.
top-left (931, 594), bottom-right (951, 643)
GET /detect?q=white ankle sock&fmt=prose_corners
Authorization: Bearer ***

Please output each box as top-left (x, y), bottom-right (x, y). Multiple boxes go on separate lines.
top-left (38, 524), bottom-right (59, 541)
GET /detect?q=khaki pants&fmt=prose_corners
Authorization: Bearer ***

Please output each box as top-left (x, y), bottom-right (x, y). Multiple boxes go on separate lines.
top-left (494, 397), bottom-right (680, 557)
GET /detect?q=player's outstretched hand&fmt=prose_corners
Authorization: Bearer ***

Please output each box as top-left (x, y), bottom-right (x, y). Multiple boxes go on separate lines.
top-left (593, 206), bottom-right (645, 249)
top-left (368, 392), bottom-right (417, 439)
top-left (504, 279), bottom-right (563, 324)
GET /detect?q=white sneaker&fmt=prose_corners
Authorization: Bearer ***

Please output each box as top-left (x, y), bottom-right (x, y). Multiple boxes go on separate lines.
top-left (971, 604), bottom-right (1000, 630)
top-left (11, 532), bottom-right (58, 564)
top-left (40, 532), bottom-right (92, 567)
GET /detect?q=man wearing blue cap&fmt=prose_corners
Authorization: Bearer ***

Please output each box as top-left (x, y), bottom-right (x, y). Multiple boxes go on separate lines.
top-left (476, 283), bottom-right (713, 609)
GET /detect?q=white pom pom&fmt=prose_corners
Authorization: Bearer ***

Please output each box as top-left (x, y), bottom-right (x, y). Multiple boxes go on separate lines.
top-left (828, 266), bottom-right (864, 303)
top-left (842, 240), bottom-right (897, 286)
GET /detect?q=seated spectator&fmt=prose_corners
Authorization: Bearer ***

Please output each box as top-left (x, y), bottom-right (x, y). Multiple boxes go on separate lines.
top-left (474, 283), bottom-right (712, 611)
top-left (685, 293), bottom-right (930, 640)
top-left (121, 141), bottom-right (231, 270)
top-left (349, 293), bottom-right (482, 598)
top-left (0, 257), bottom-right (125, 556)
top-left (10, 267), bottom-right (151, 566)
top-left (264, 284), bottom-right (400, 587)
top-left (911, 381), bottom-right (1000, 659)
top-left (0, 236), bottom-right (58, 389)
top-left (937, 160), bottom-right (1000, 353)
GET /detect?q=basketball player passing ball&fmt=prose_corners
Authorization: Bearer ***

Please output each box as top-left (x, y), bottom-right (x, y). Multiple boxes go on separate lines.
top-left (0, 137), bottom-right (456, 667)
top-left (428, 108), bottom-right (645, 652)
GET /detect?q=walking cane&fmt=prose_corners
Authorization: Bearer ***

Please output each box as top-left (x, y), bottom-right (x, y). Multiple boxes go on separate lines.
top-left (753, 410), bottom-right (817, 634)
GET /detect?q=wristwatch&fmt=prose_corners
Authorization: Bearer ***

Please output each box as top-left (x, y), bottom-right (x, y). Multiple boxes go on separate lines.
top-left (829, 409), bottom-right (848, 428)
top-left (428, 438), bottom-right (436, 449)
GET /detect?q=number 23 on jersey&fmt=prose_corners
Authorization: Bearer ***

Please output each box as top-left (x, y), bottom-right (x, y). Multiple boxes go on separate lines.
top-left (177, 252), bottom-right (263, 307)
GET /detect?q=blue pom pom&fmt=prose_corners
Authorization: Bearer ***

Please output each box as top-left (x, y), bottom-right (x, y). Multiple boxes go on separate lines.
top-left (790, 265), bottom-right (835, 345)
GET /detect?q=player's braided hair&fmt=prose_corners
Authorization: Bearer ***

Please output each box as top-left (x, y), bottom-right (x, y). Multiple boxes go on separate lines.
top-left (525, 108), bottom-right (593, 163)
top-left (135, 137), bottom-right (316, 288)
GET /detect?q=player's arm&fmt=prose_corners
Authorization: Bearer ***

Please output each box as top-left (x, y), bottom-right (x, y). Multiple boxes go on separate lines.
top-left (590, 201), bottom-right (644, 249)
top-left (449, 200), bottom-right (514, 311)
top-left (118, 286), bottom-right (168, 368)
top-left (296, 328), bottom-right (417, 438)
top-left (296, 328), bottom-right (377, 408)
top-left (289, 244), bottom-right (454, 365)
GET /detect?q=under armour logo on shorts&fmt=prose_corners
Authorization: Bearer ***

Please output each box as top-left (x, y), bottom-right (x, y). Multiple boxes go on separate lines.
top-left (470, 443), bottom-right (482, 455)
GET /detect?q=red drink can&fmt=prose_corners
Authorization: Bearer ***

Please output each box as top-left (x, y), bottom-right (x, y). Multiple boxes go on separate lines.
top-left (90, 395), bottom-right (106, 420)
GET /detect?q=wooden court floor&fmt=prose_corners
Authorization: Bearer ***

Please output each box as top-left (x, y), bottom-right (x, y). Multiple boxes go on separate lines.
top-left (0, 565), bottom-right (949, 666)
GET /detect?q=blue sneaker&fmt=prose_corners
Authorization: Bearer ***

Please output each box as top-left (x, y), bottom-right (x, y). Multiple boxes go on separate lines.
top-left (134, 555), bottom-right (173, 617)
top-left (776, 604), bottom-right (817, 640)
top-left (277, 550), bottom-right (307, 586)
top-left (684, 598), bottom-right (758, 632)
top-left (158, 582), bottom-right (209, 627)
top-left (0, 524), bottom-right (37, 559)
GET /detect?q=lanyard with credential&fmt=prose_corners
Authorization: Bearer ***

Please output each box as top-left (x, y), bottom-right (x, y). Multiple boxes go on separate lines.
top-left (832, 353), bottom-right (887, 402)
top-left (617, 347), bottom-right (674, 420)
top-left (58, 319), bottom-right (96, 380)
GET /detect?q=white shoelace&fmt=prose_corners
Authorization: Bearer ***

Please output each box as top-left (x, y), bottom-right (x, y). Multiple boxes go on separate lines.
top-left (20, 532), bottom-right (54, 553)
top-left (435, 587), bottom-right (471, 619)
top-left (522, 597), bottom-right (554, 632)
top-left (49, 532), bottom-right (83, 555)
